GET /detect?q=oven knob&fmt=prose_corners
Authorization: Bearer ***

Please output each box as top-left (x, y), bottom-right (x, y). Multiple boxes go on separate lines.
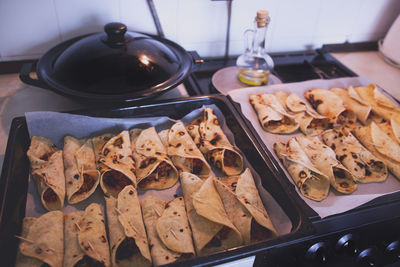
top-left (384, 240), bottom-right (400, 262)
top-left (305, 242), bottom-right (329, 263)
top-left (356, 247), bottom-right (378, 267)
top-left (336, 233), bottom-right (359, 256)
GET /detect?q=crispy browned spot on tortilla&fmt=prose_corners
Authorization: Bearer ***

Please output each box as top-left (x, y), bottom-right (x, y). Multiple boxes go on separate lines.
top-left (43, 188), bottom-right (58, 203)
top-left (210, 133), bottom-right (221, 145)
top-left (74, 173), bottom-right (97, 196)
top-left (103, 170), bottom-right (132, 192)
top-left (113, 137), bottom-right (123, 148)
top-left (306, 93), bottom-right (323, 109)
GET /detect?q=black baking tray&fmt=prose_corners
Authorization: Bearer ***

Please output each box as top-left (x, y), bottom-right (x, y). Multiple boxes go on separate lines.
top-left (226, 93), bottom-right (400, 223)
top-left (0, 95), bottom-right (315, 267)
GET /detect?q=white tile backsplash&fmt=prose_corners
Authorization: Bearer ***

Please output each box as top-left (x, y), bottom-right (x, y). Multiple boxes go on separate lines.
top-left (176, 0), bottom-right (228, 44)
top-left (54, 0), bottom-right (120, 41)
top-left (0, 0), bottom-right (61, 60)
top-left (0, 0), bottom-right (399, 61)
top-left (119, 0), bottom-right (156, 35)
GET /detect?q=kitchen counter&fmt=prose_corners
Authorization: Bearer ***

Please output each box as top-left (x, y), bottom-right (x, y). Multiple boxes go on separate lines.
top-left (332, 51), bottom-right (400, 100)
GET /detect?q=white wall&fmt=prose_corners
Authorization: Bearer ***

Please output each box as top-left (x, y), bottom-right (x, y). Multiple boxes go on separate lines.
top-left (0, 0), bottom-right (399, 61)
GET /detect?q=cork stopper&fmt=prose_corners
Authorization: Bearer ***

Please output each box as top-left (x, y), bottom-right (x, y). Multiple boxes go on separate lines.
top-left (256, 10), bottom-right (269, 28)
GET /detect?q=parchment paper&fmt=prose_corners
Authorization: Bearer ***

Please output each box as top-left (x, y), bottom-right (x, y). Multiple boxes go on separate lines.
top-left (25, 106), bottom-right (291, 236)
top-left (228, 76), bottom-right (400, 218)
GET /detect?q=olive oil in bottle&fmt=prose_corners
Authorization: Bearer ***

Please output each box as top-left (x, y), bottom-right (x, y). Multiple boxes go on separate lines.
top-left (236, 10), bottom-right (274, 86)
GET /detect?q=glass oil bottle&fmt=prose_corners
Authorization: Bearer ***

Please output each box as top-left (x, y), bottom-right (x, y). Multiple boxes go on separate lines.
top-left (236, 10), bottom-right (274, 86)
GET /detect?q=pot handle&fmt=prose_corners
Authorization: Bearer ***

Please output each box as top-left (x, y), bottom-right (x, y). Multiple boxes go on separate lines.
top-left (19, 63), bottom-right (51, 89)
top-left (188, 51), bottom-right (204, 71)
top-left (188, 51), bottom-right (204, 64)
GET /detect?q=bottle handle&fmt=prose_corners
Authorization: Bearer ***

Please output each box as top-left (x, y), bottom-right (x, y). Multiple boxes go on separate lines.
top-left (243, 29), bottom-right (255, 53)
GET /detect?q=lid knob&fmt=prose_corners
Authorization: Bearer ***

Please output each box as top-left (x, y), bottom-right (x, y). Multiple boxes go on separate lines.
top-left (104, 22), bottom-right (127, 46)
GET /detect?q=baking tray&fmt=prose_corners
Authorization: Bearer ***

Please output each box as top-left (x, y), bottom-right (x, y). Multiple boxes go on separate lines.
top-left (226, 78), bottom-right (400, 222)
top-left (0, 95), bottom-right (314, 267)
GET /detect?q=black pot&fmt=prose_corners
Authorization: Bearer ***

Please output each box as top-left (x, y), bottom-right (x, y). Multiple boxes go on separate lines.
top-left (20, 22), bottom-right (198, 102)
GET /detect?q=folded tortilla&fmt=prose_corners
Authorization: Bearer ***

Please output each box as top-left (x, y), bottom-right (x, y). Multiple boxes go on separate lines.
top-left (27, 136), bottom-right (65, 211)
top-left (187, 108), bottom-right (244, 176)
top-left (141, 196), bottom-right (195, 266)
top-left (130, 127), bottom-right (178, 190)
top-left (105, 185), bottom-right (152, 267)
top-left (375, 118), bottom-right (400, 145)
top-left (27, 136), bottom-right (58, 169)
top-left (353, 122), bottom-right (400, 179)
top-left (249, 94), bottom-right (299, 134)
top-left (180, 172), bottom-right (242, 255)
top-left (296, 136), bottom-right (357, 194)
top-left (274, 139), bottom-right (330, 201)
top-left (95, 131), bottom-right (137, 197)
top-left (15, 211), bottom-right (63, 267)
top-left (63, 136), bottom-right (100, 204)
top-left (304, 88), bottom-right (356, 125)
top-left (64, 203), bottom-right (110, 267)
top-left (322, 128), bottom-right (388, 183)
top-left (214, 168), bottom-right (278, 244)
top-left (330, 87), bottom-right (372, 125)
top-left (92, 133), bottom-right (115, 174)
top-left (159, 122), bottom-right (211, 178)
top-left (274, 91), bottom-right (330, 136)
top-left (354, 83), bottom-right (400, 121)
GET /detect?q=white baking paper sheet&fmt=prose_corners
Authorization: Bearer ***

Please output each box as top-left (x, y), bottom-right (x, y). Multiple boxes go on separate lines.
top-left (228, 76), bottom-right (400, 219)
top-left (24, 106), bottom-right (291, 236)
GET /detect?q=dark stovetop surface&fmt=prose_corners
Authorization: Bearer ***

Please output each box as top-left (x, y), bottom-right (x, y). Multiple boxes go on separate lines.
top-left (183, 48), bottom-right (358, 96)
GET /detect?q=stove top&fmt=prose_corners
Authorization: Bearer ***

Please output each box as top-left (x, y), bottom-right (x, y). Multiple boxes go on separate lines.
top-left (183, 49), bottom-right (357, 96)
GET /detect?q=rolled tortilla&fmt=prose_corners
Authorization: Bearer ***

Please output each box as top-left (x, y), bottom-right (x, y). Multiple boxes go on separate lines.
top-left (187, 108), bottom-right (244, 176)
top-left (274, 91), bottom-right (330, 136)
top-left (105, 185), bottom-right (152, 267)
top-left (304, 88), bottom-right (357, 126)
top-left (214, 168), bottom-right (278, 244)
top-left (274, 138), bottom-right (330, 201)
top-left (296, 136), bottom-right (357, 194)
top-left (353, 122), bottom-right (400, 179)
top-left (322, 128), bottom-right (388, 183)
top-left (96, 131), bottom-right (137, 197)
top-left (15, 211), bottom-right (63, 267)
top-left (63, 136), bottom-right (100, 204)
top-left (180, 172), bottom-right (243, 255)
top-left (130, 127), bottom-right (178, 190)
top-left (141, 196), bottom-right (195, 266)
top-left (330, 87), bottom-right (372, 125)
top-left (64, 203), bottom-right (110, 267)
top-left (27, 136), bottom-right (65, 211)
top-left (354, 83), bottom-right (400, 121)
top-left (159, 122), bottom-right (211, 178)
top-left (249, 94), bottom-right (299, 134)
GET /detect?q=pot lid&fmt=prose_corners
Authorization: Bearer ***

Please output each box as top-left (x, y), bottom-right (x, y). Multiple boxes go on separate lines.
top-left (48, 22), bottom-right (190, 97)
